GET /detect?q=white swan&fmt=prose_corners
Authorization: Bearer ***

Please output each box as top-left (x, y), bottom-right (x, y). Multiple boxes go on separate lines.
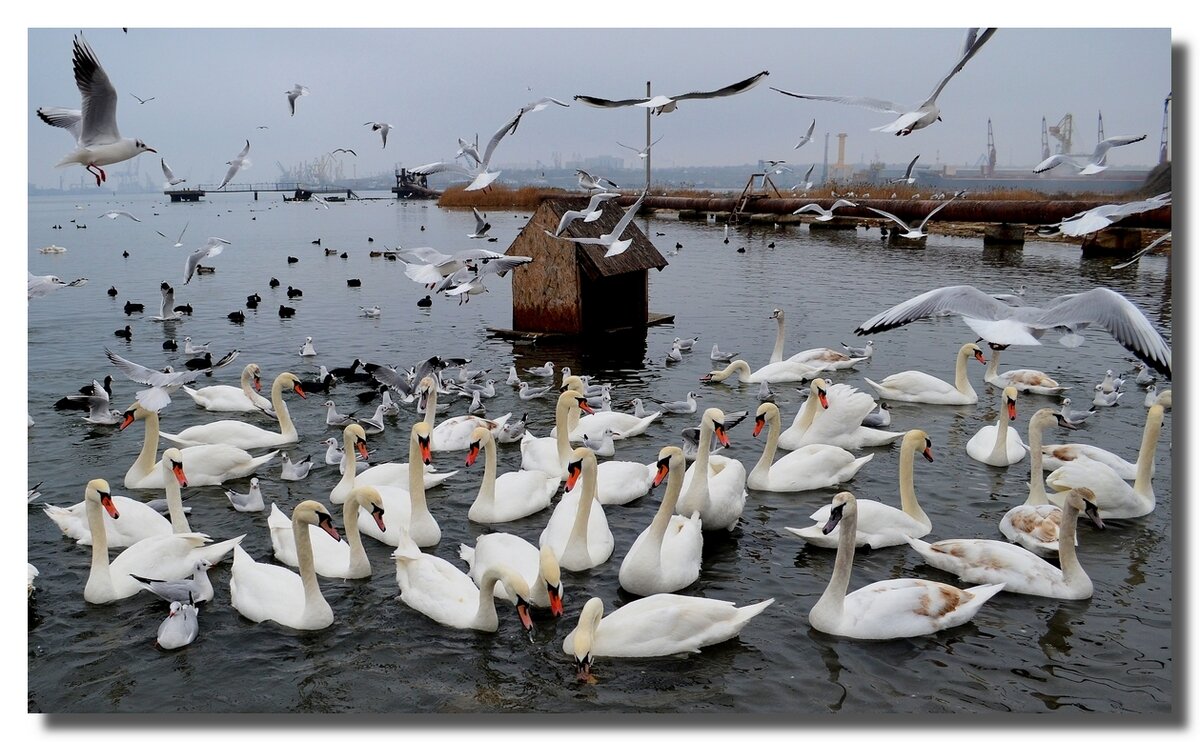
top-left (267, 486), bottom-right (386, 579)
top-left (965, 386), bottom-right (1026, 466)
top-left (419, 376), bottom-right (510, 452)
top-left (159, 372), bottom-right (305, 450)
top-left (329, 423), bottom-right (457, 504)
top-left (539, 447), bottom-right (614, 571)
top-left (121, 403), bottom-right (278, 489)
top-left (983, 345), bottom-right (1069, 395)
top-left (906, 487), bottom-right (1103, 599)
top-left (79, 479), bottom-right (243, 604)
top-left (521, 389), bottom-right (591, 477)
top-left (1039, 404), bottom-right (1159, 480)
top-left (677, 408), bottom-right (747, 531)
top-left (466, 427), bottom-right (558, 523)
top-left (394, 530), bottom-right (536, 632)
top-left (356, 422), bottom-right (442, 547)
top-left (553, 376), bottom-right (660, 441)
top-left (785, 429), bottom-right (932, 548)
top-left (768, 307), bottom-right (868, 370)
top-left (1045, 404), bottom-right (1164, 519)
top-left (808, 491), bottom-right (1005, 639)
top-left (619, 446), bottom-right (703, 596)
top-left (230, 500), bottom-right (341, 630)
top-left (181, 363), bottom-right (274, 413)
top-left (778, 380), bottom-right (904, 450)
top-left (46, 448), bottom-right (191, 546)
top-left (748, 402), bottom-right (873, 493)
top-left (563, 595), bottom-right (774, 681)
top-left (459, 534), bottom-right (564, 615)
top-left (998, 408), bottom-right (1080, 556)
top-left (702, 358), bottom-right (819, 386)
top-left (864, 342), bottom-right (985, 404)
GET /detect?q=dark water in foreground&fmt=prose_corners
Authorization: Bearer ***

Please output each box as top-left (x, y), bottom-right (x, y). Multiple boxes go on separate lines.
top-left (27, 191), bottom-right (1173, 714)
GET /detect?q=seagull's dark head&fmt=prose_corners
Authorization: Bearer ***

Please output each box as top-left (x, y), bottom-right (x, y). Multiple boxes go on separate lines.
top-left (135, 139), bottom-right (156, 153)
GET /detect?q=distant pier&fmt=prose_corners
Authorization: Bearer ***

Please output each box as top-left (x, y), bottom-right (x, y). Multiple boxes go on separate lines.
top-left (165, 182), bottom-right (357, 202)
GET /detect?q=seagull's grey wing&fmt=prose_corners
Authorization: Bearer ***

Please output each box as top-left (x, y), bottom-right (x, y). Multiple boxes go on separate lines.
top-left (478, 256), bottom-right (533, 278)
top-left (915, 198), bottom-right (957, 230)
top-left (721, 410), bottom-right (750, 431)
top-left (855, 285), bottom-right (1015, 335)
top-left (105, 348), bottom-right (173, 386)
top-left (235, 139), bottom-right (250, 160)
top-left (609, 191), bottom-right (647, 240)
top-left (481, 108), bottom-right (525, 167)
top-left (771, 88), bottom-right (907, 115)
top-left (863, 207), bottom-right (914, 232)
top-left (411, 161), bottom-right (471, 177)
top-left (1029, 287), bottom-right (1171, 377)
top-left (161, 159), bottom-right (177, 182)
top-left (1092, 134), bottom-right (1147, 160)
top-left (554, 211), bottom-right (584, 237)
top-left (557, 236), bottom-right (609, 246)
top-left (367, 365), bottom-right (412, 395)
top-left (615, 141), bottom-right (641, 153)
top-left (573, 94), bottom-right (649, 109)
top-left (673, 70), bottom-right (770, 102)
top-left (1111, 232), bottom-right (1172, 270)
top-left (803, 164), bottom-right (815, 181)
top-left (184, 250), bottom-right (204, 284)
top-left (451, 248), bottom-right (506, 262)
top-left (397, 247), bottom-right (452, 265)
top-left (1033, 154), bottom-right (1085, 174)
top-left (902, 154), bottom-right (920, 179)
top-left (473, 208), bottom-right (487, 231)
top-left (920, 28), bottom-right (997, 107)
top-left (73, 35), bottom-right (121, 145)
top-left (793, 204), bottom-right (826, 216)
top-left (36, 106), bottom-right (83, 142)
top-left (520, 97), bottom-right (569, 114)
top-left (159, 284), bottom-right (174, 317)
top-left (207, 350), bottom-right (241, 373)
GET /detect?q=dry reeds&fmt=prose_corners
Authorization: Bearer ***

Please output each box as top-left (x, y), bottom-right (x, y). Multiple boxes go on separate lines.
top-left (437, 185), bottom-right (573, 209)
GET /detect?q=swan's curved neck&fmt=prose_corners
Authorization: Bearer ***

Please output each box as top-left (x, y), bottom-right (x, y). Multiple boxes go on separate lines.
top-left (1026, 417), bottom-right (1050, 505)
top-left (292, 516), bottom-right (325, 614)
top-left (85, 494), bottom-right (113, 599)
top-left (1134, 410), bottom-right (1162, 498)
top-left (564, 458), bottom-right (598, 565)
top-left (408, 435), bottom-right (432, 527)
top-left (954, 349), bottom-right (975, 395)
top-left (990, 401), bottom-right (1011, 462)
top-left (684, 420), bottom-right (714, 505)
top-left (715, 360), bottom-right (750, 383)
top-left (271, 379), bottom-right (296, 437)
top-left (898, 435), bottom-right (929, 524)
top-left (770, 315), bottom-right (786, 364)
top-left (422, 383), bottom-right (437, 428)
top-left (475, 435), bottom-right (498, 509)
top-left (343, 495), bottom-right (368, 576)
top-left (984, 349), bottom-right (1000, 383)
top-left (131, 411), bottom-right (161, 479)
top-left (751, 410), bottom-right (781, 483)
top-left (164, 471), bottom-right (190, 534)
top-left (812, 502), bottom-right (857, 621)
top-left (1055, 502), bottom-right (1089, 588)
top-left (794, 389), bottom-right (821, 433)
top-left (475, 569), bottom-right (510, 629)
top-left (240, 369), bottom-right (255, 398)
top-left (646, 457), bottom-right (685, 564)
top-left (554, 396), bottom-right (573, 473)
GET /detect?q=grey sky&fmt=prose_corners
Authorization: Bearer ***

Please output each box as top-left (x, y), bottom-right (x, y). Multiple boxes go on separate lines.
top-left (26, 27), bottom-right (1170, 188)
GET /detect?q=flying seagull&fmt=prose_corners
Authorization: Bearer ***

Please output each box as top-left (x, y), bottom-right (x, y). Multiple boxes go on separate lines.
top-left (364, 121), bottom-right (392, 148)
top-left (36, 34), bottom-right (157, 186)
top-left (161, 158), bottom-right (186, 186)
top-left (106, 347), bottom-right (240, 412)
top-left (286, 84), bottom-right (309, 116)
top-left (890, 154), bottom-right (921, 184)
top-left (185, 238), bottom-right (231, 284)
top-left (99, 210), bottom-right (141, 222)
top-left (151, 281), bottom-right (184, 322)
top-left (156, 221), bottom-right (189, 248)
top-left (130, 93), bottom-right (155, 104)
top-left (1112, 232), bottom-right (1172, 270)
top-left (469, 208), bottom-right (491, 239)
top-left (864, 199), bottom-right (956, 239)
top-left (617, 135), bottom-right (664, 159)
top-left (1041, 193), bottom-right (1170, 238)
top-left (793, 119), bottom-right (816, 150)
top-left (577, 169), bottom-right (620, 192)
top-left (793, 199), bottom-right (857, 222)
top-left (413, 102), bottom-right (561, 191)
top-left (1033, 134), bottom-right (1147, 175)
top-left (549, 191), bottom-right (647, 258)
top-left (332, 148), bottom-right (357, 156)
top-left (854, 285), bottom-right (1172, 377)
top-left (772, 28), bottom-right (996, 136)
top-left (219, 140), bottom-right (250, 189)
top-left (553, 192), bottom-right (621, 236)
top-left (575, 70), bottom-right (770, 115)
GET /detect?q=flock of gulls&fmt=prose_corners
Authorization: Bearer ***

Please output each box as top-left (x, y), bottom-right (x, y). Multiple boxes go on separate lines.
top-left (28, 28), bottom-right (1173, 690)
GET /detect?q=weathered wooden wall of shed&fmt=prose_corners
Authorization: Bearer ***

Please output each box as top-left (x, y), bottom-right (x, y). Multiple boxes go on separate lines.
top-left (511, 203), bottom-right (583, 333)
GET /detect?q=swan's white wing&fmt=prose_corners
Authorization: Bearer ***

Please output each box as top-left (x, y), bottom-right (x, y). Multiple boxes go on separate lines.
top-left (36, 106), bottom-right (83, 142)
top-left (672, 70), bottom-right (770, 102)
top-left (72, 35), bottom-right (122, 145)
top-left (863, 207), bottom-right (913, 232)
top-left (919, 28), bottom-right (996, 107)
top-left (771, 88), bottom-right (907, 115)
top-left (1029, 287), bottom-right (1171, 377)
top-left (856, 285), bottom-right (1015, 335)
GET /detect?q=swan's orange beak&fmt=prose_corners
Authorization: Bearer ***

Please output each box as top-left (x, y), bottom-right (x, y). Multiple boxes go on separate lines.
top-left (547, 583), bottom-right (564, 617)
top-left (418, 436), bottom-right (432, 465)
top-left (974, 349), bottom-right (986, 364)
top-left (699, 373), bottom-right (715, 383)
top-left (171, 460), bottom-right (188, 487)
top-left (923, 438), bottom-right (934, 462)
top-left (577, 399), bottom-right (594, 414)
top-left (317, 513), bottom-right (341, 542)
top-left (652, 458), bottom-right (670, 487)
top-left (713, 422), bottom-right (730, 447)
top-left (100, 492), bottom-right (119, 519)
top-left (253, 375), bottom-right (262, 392)
top-left (355, 438), bottom-right (369, 461)
top-left (753, 415), bottom-right (765, 437)
top-left (566, 461), bottom-right (582, 491)
top-left (1007, 399), bottom-right (1017, 421)
top-left (466, 441), bottom-right (480, 467)
top-left (292, 382), bottom-right (307, 399)
top-left (516, 597), bottom-right (534, 633)
top-left (119, 410), bottom-right (135, 431)
top-left (370, 504), bottom-right (386, 532)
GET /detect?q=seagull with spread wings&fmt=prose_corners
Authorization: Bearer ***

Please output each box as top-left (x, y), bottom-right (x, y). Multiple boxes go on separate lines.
top-left (548, 191), bottom-right (647, 258)
top-left (854, 285), bottom-right (1171, 377)
top-left (772, 28), bottom-right (995, 136)
top-left (864, 199), bottom-right (956, 239)
top-left (285, 84), bottom-right (309, 116)
top-left (105, 347), bottom-right (240, 412)
top-left (161, 158), bottom-right (186, 187)
top-left (890, 154), bottom-right (921, 185)
top-left (1033, 134), bottom-right (1147, 175)
top-left (793, 119), bottom-right (816, 150)
top-left (219, 140), bottom-right (250, 189)
top-left (553, 192), bottom-right (621, 236)
top-left (468, 208), bottom-right (491, 239)
top-left (151, 282), bottom-right (184, 322)
top-left (575, 70), bottom-right (770, 115)
top-left (617, 135), bottom-right (664, 159)
top-left (364, 121), bottom-right (392, 148)
top-left (36, 34), bottom-right (157, 186)
top-left (185, 238), bottom-right (231, 284)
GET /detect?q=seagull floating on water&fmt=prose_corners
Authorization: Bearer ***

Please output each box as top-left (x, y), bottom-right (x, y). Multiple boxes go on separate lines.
top-left (36, 35), bottom-right (157, 186)
top-left (224, 478), bottom-right (265, 512)
top-left (299, 337), bottom-right (317, 357)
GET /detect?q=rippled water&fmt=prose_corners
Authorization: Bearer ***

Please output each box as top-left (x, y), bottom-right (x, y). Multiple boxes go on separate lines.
top-left (27, 191), bottom-right (1173, 714)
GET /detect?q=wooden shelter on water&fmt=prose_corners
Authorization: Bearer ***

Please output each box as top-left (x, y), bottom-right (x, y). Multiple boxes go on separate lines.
top-left (491, 198), bottom-right (671, 337)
